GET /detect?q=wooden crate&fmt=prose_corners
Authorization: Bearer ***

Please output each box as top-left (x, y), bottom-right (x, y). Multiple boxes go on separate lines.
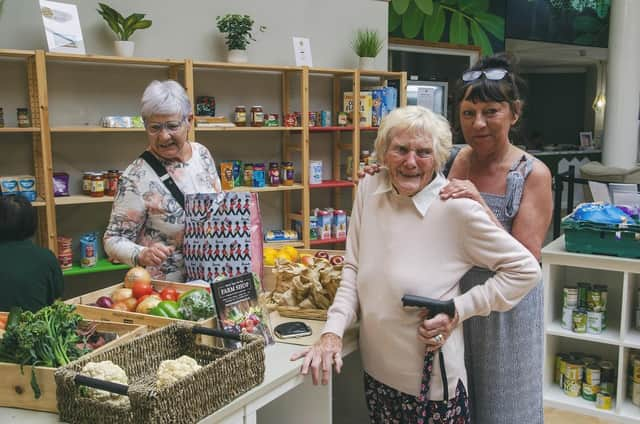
top-left (0, 317), bottom-right (146, 413)
top-left (65, 279), bottom-right (217, 344)
top-left (262, 249), bottom-right (345, 320)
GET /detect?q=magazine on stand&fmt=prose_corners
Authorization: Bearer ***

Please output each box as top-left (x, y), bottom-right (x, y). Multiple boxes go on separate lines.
top-left (210, 273), bottom-right (274, 348)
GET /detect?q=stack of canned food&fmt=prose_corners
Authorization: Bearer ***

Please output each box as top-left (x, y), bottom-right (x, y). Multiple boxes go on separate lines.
top-left (627, 351), bottom-right (640, 407)
top-left (561, 282), bottom-right (607, 334)
top-left (555, 351), bottom-right (615, 409)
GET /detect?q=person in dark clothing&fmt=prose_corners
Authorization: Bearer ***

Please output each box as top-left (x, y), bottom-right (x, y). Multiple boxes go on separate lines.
top-left (0, 195), bottom-right (63, 312)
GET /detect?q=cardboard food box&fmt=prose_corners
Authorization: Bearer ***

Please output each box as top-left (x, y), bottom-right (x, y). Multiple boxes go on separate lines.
top-left (343, 91), bottom-right (373, 127)
top-left (0, 314), bottom-right (146, 413)
top-left (65, 279), bottom-right (217, 336)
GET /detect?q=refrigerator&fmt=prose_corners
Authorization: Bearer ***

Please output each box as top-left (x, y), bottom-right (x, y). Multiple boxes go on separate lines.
top-left (406, 80), bottom-right (448, 118)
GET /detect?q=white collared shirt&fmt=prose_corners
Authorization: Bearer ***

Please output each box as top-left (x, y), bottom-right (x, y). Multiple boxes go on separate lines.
top-left (372, 171), bottom-right (448, 217)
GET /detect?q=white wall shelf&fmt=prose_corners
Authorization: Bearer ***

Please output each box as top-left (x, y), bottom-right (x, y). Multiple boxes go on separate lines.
top-left (542, 236), bottom-right (640, 422)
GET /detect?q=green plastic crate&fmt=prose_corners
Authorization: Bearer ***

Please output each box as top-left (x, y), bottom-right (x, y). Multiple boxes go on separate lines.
top-left (562, 216), bottom-right (640, 258)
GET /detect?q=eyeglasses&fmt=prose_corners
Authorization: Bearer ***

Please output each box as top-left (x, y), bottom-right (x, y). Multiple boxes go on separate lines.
top-left (145, 119), bottom-right (185, 134)
top-left (462, 68), bottom-right (509, 82)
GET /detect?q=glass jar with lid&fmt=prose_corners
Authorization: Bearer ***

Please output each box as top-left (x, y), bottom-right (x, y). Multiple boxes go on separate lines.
top-left (281, 161), bottom-right (294, 186)
top-left (250, 105), bottom-right (264, 127)
top-left (90, 173), bottom-right (105, 197)
top-left (234, 106), bottom-right (247, 126)
top-left (17, 108), bottom-right (30, 128)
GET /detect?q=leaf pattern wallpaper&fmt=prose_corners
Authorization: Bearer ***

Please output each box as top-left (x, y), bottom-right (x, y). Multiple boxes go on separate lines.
top-left (388, 0), bottom-right (506, 55)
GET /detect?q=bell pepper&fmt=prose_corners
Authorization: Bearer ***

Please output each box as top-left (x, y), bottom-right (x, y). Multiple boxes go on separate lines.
top-left (149, 300), bottom-right (183, 319)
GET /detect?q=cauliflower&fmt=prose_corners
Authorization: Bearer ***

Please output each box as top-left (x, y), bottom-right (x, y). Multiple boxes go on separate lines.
top-left (80, 360), bottom-right (130, 407)
top-left (156, 355), bottom-right (202, 389)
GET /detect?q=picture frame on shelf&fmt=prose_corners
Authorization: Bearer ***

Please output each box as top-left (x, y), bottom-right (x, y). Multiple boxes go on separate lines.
top-left (579, 131), bottom-right (593, 149)
top-left (39, 0), bottom-right (86, 54)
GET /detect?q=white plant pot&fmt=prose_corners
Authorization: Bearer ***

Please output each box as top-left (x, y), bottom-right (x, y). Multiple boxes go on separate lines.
top-left (227, 49), bottom-right (248, 64)
top-left (358, 56), bottom-right (375, 70)
top-left (114, 40), bottom-right (135, 57)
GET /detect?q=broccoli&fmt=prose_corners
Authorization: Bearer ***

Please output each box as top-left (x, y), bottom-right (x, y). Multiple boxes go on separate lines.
top-left (177, 289), bottom-right (214, 321)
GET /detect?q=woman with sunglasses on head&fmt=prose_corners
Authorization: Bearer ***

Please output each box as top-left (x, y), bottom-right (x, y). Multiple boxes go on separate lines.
top-left (360, 54), bottom-right (552, 423)
top-left (104, 80), bottom-right (222, 282)
top-left (439, 54), bottom-right (552, 423)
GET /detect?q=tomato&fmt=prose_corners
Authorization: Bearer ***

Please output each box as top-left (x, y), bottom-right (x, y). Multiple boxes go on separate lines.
top-left (160, 288), bottom-right (179, 301)
top-left (131, 280), bottom-right (153, 299)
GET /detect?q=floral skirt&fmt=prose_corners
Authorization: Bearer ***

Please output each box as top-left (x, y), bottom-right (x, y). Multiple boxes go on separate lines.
top-left (364, 351), bottom-right (470, 424)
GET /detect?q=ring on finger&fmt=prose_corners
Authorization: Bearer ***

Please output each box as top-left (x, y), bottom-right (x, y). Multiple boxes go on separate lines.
top-left (433, 334), bottom-right (444, 343)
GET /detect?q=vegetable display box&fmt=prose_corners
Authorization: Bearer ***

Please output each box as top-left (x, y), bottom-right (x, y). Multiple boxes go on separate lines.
top-left (55, 323), bottom-right (265, 424)
top-left (65, 279), bottom-right (218, 344)
top-left (0, 316), bottom-right (145, 413)
top-left (562, 217), bottom-right (640, 258)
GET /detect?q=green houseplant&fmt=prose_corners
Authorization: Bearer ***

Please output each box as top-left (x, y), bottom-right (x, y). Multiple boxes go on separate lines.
top-left (352, 28), bottom-right (383, 70)
top-left (216, 14), bottom-right (265, 63)
top-left (97, 2), bottom-right (152, 57)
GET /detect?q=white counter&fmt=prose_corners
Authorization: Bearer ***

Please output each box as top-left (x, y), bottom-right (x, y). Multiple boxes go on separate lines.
top-left (0, 328), bottom-right (359, 424)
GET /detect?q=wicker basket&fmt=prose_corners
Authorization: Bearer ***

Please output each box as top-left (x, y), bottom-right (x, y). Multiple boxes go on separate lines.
top-left (55, 323), bottom-right (265, 424)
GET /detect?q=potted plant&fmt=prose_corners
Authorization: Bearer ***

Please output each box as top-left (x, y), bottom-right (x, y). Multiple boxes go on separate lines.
top-left (97, 2), bottom-right (152, 57)
top-left (352, 29), bottom-right (384, 70)
top-left (216, 14), bottom-right (266, 64)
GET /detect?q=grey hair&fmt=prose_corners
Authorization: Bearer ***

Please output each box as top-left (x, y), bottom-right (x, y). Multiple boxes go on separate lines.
top-left (140, 80), bottom-right (192, 121)
top-left (373, 106), bottom-right (452, 173)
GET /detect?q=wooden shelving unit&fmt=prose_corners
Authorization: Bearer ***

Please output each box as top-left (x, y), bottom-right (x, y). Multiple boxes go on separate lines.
top-left (1, 48), bottom-right (405, 275)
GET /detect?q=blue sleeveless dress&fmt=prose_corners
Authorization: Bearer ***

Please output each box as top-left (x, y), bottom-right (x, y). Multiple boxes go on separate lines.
top-left (460, 155), bottom-right (544, 424)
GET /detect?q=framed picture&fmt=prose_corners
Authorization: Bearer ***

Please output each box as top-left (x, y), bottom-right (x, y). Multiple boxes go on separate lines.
top-left (40, 0), bottom-right (86, 54)
top-left (579, 131), bottom-right (593, 148)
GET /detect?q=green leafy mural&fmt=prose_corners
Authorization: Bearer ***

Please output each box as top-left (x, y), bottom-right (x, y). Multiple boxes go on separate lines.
top-left (389, 0), bottom-right (505, 55)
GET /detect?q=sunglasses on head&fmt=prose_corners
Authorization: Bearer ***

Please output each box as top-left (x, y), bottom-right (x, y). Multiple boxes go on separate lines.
top-left (462, 68), bottom-right (509, 82)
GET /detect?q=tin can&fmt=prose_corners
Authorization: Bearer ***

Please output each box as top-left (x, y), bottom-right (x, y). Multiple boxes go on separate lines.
top-left (555, 354), bottom-right (568, 384)
top-left (562, 378), bottom-right (581, 397)
top-left (309, 216), bottom-right (318, 240)
top-left (577, 282), bottom-right (590, 309)
top-left (585, 364), bottom-right (601, 386)
top-left (564, 360), bottom-right (584, 381)
top-left (587, 288), bottom-right (604, 312)
top-left (587, 311), bottom-right (604, 334)
top-left (582, 383), bottom-right (599, 401)
top-left (595, 284), bottom-right (608, 309)
top-left (596, 391), bottom-right (612, 410)
top-left (57, 236), bottom-right (73, 270)
top-left (320, 110), bottom-right (331, 127)
top-left (633, 381), bottom-right (640, 406)
top-left (572, 309), bottom-right (587, 333)
top-left (582, 355), bottom-right (600, 366)
top-left (309, 160), bottom-right (322, 184)
top-left (561, 307), bottom-right (575, 329)
top-left (563, 287), bottom-right (578, 308)
top-left (600, 361), bottom-right (616, 395)
top-left (633, 358), bottom-right (640, 381)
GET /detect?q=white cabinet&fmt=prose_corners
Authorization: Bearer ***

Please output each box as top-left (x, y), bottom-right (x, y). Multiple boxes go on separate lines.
top-left (542, 236), bottom-right (640, 422)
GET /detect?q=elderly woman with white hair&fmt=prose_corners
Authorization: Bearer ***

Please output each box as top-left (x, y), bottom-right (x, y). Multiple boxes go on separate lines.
top-left (291, 106), bottom-right (541, 423)
top-left (104, 80), bottom-right (222, 282)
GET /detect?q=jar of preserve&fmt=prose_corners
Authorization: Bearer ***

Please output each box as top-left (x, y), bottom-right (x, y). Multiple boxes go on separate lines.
top-left (234, 105), bottom-right (247, 126)
top-left (268, 162), bottom-right (280, 186)
top-left (17, 108), bottom-right (30, 128)
top-left (250, 105), bottom-right (264, 127)
top-left (82, 172), bottom-right (94, 195)
top-left (281, 161), bottom-right (294, 186)
top-left (105, 170), bottom-right (120, 196)
top-left (243, 163), bottom-right (254, 187)
top-left (90, 173), bottom-right (105, 197)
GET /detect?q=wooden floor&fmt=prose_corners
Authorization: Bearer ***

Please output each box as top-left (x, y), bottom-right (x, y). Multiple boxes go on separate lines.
top-left (545, 407), bottom-right (616, 423)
